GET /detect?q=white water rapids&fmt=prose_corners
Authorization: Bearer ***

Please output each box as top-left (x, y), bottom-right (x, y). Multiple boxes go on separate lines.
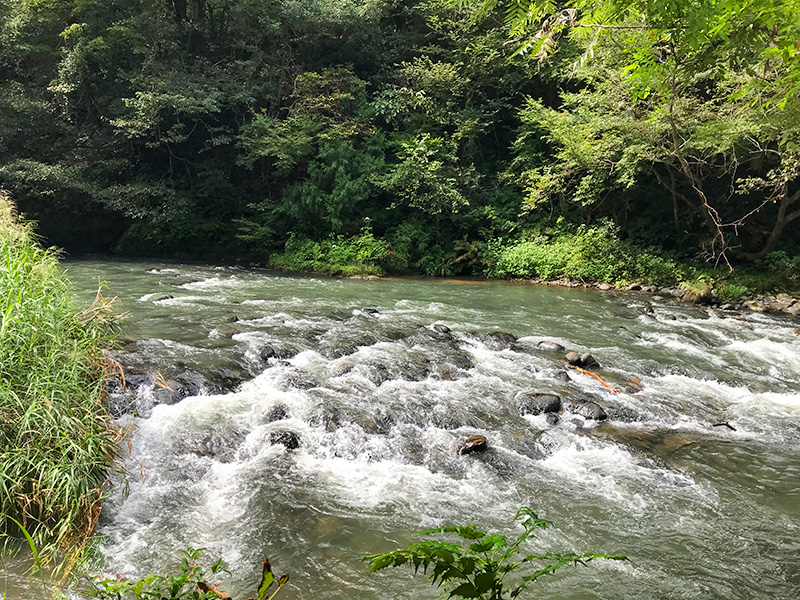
top-left (6, 259), bottom-right (800, 599)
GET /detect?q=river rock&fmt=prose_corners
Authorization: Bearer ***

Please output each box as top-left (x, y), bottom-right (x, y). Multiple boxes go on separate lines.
top-left (564, 352), bottom-right (600, 368)
top-left (432, 323), bottom-right (452, 334)
top-left (259, 345), bottom-right (278, 361)
top-left (270, 430), bottom-right (300, 450)
top-left (572, 399), bottom-right (607, 421)
top-left (480, 331), bottom-right (518, 350)
top-left (457, 434), bottom-right (488, 455)
top-left (628, 283), bottom-right (642, 291)
top-left (515, 392), bottom-right (561, 416)
top-left (156, 295), bottom-right (174, 301)
top-left (537, 340), bottom-right (565, 352)
top-left (598, 283), bottom-right (613, 291)
top-left (362, 307), bottom-right (380, 315)
top-left (550, 369), bottom-right (571, 383)
top-left (683, 284), bottom-right (714, 305)
top-left (545, 413), bottom-right (560, 426)
top-left (266, 404), bottom-right (289, 422)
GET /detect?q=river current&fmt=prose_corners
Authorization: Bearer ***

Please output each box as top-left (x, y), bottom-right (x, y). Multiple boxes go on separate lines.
top-left (9, 259), bottom-right (800, 599)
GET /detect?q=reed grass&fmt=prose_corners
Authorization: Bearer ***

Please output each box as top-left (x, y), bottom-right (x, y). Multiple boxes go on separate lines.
top-left (0, 192), bottom-right (121, 565)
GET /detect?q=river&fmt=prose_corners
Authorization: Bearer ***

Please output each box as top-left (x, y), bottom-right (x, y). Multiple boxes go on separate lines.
top-left (6, 258), bottom-right (800, 599)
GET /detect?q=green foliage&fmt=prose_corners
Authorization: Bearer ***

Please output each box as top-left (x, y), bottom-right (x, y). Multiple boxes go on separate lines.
top-left (0, 193), bottom-right (121, 564)
top-left (715, 283), bottom-right (750, 302)
top-left (270, 226), bottom-right (391, 277)
top-left (486, 223), bottom-right (681, 285)
top-left (365, 507), bottom-right (625, 599)
top-left (375, 133), bottom-right (471, 216)
top-left (88, 547), bottom-right (290, 600)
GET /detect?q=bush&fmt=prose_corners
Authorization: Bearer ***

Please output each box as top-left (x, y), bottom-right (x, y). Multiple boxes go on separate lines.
top-left (365, 507), bottom-right (625, 600)
top-left (485, 223), bottom-right (681, 286)
top-left (270, 226), bottom-right (391, 277)
top-left (88, 548), bottom-right (289, 600)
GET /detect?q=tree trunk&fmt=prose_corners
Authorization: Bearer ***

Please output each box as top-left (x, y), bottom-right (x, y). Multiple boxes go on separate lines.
top-left (743, 187), bottom-right (800, 261)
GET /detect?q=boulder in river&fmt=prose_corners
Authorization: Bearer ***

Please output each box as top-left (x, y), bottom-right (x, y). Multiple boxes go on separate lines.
top-left (564, 351), bottom-right (600, 369)
top-left (432, 323), bottom-right (452, 335)
top-left (270, 430), bottom-right (300, 450)
top-left (537, 340), bottom-right (565, 352)
top-left (572, 399), bottom-right (607, 421)
top-left (259, 345), bottom-right (277, 361)
top-left (481, 331), bottom-right (518, 350)
top-left (457, 434), bottom-right (488, 455)
top-left (515, 392), bottom-right (562, 416)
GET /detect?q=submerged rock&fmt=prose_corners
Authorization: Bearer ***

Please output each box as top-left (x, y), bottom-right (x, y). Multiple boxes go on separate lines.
top-left (270, 430), bottom-right (300, 450)
top-left (457, 434), bottom-right (488, 455)
top-left (432, 323), bottom-right (452, 335)
top-left (545, 413), bottom-right (560, 426)
top-left (480, 331), bottom-right (518, 350)
top-left (571, 399), bottom-right (607, 421)
top-left (515, 392), bottom-right (562, 416)
top-left (266, 404), bottom-right (289, 422)
top-left (537, 340), bottom-right (565, 352)
top-left (259, 345), bottom-right (277, 361)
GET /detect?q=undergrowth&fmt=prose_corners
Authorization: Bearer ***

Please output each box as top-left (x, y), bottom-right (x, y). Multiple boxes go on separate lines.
top-left (270, 226), bottom-right (391, 276)
top-left (0, 192), bottom-right (122, 568)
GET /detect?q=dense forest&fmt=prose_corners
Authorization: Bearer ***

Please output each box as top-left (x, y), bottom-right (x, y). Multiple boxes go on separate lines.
top-left (1, 0), bottom-right (799, 281)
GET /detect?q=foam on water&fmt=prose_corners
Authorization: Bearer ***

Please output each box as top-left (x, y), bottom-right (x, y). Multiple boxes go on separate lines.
top-left (52, 259), bottom-right (799, 599)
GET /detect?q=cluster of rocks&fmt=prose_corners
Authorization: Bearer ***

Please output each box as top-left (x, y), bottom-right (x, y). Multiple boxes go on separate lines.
top-left (523, 277), bottom-right (799, 317)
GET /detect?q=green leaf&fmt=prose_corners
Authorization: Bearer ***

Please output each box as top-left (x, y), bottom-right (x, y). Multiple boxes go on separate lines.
top-left (257, 558), bottom-right (275, 600)
top-left (449, 582), bottom-right (480, 598)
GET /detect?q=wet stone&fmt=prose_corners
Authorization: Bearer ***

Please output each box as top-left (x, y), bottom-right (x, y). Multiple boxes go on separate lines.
top-left (270, 430), bottom-right (300, 450)
top-left (572, 400), bottom-right (608, 421)
top-left (537, 340), bottom-right (565, 352)
top-left (565, 352), bottom-right (582, 366)
top-left (457, 434), bottom-right (488, 455)
top-left (259, 345), bottom-right (277, 361)
top-left (432, 323), bottom-right (452, 335)
top-left (481, 331), bottom-right (518, 350)
top-left (266, 404), bottom-right (289, 422)
top-left (156, 295), bottom-right (174, 301)
top-left (515, 392), bottom-right (562, 416)
top-left (545, 413), bottom-right (560, 426)
top-left (580, 353), bottom-right (600, 368)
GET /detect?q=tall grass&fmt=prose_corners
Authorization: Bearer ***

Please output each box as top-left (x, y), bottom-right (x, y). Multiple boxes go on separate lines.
top-left (0, 192), bottom-right (121, 565)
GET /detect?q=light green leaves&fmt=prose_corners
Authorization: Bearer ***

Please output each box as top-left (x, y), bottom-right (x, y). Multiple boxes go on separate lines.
top-left (365, 506), bottom-right (626, 599)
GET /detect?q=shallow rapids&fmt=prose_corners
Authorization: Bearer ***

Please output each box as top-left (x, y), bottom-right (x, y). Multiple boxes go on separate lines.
top-left (47, 260), bottom-right (800, 597)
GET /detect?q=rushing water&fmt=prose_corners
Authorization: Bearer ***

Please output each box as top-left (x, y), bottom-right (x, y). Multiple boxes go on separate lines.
top-left (8, 258), bottom-right (800, 599)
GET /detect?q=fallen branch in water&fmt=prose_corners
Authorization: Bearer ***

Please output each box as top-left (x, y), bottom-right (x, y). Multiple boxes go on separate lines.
top-left (712, 422), bottom-right (737, 431)
top-left (568, 366), bottom-right (621, 393)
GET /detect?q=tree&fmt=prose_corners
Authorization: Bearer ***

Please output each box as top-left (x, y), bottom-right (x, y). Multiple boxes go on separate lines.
top-left (459, 0), bottom-right (800, 265)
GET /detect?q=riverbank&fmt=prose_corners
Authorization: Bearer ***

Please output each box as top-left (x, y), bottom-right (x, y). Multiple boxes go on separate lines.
top-left (0, 194), bottom-right (121, 564)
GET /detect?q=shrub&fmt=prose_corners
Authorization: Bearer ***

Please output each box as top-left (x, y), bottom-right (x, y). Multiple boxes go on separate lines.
top-left (485, 223), bottom-right (681, 286)
top-left (270, 226), bottom-right (390, 277)
top-left (88, 548), bottom-right (289, 600)
top-left (365, 507), bottom-right (625, 600)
